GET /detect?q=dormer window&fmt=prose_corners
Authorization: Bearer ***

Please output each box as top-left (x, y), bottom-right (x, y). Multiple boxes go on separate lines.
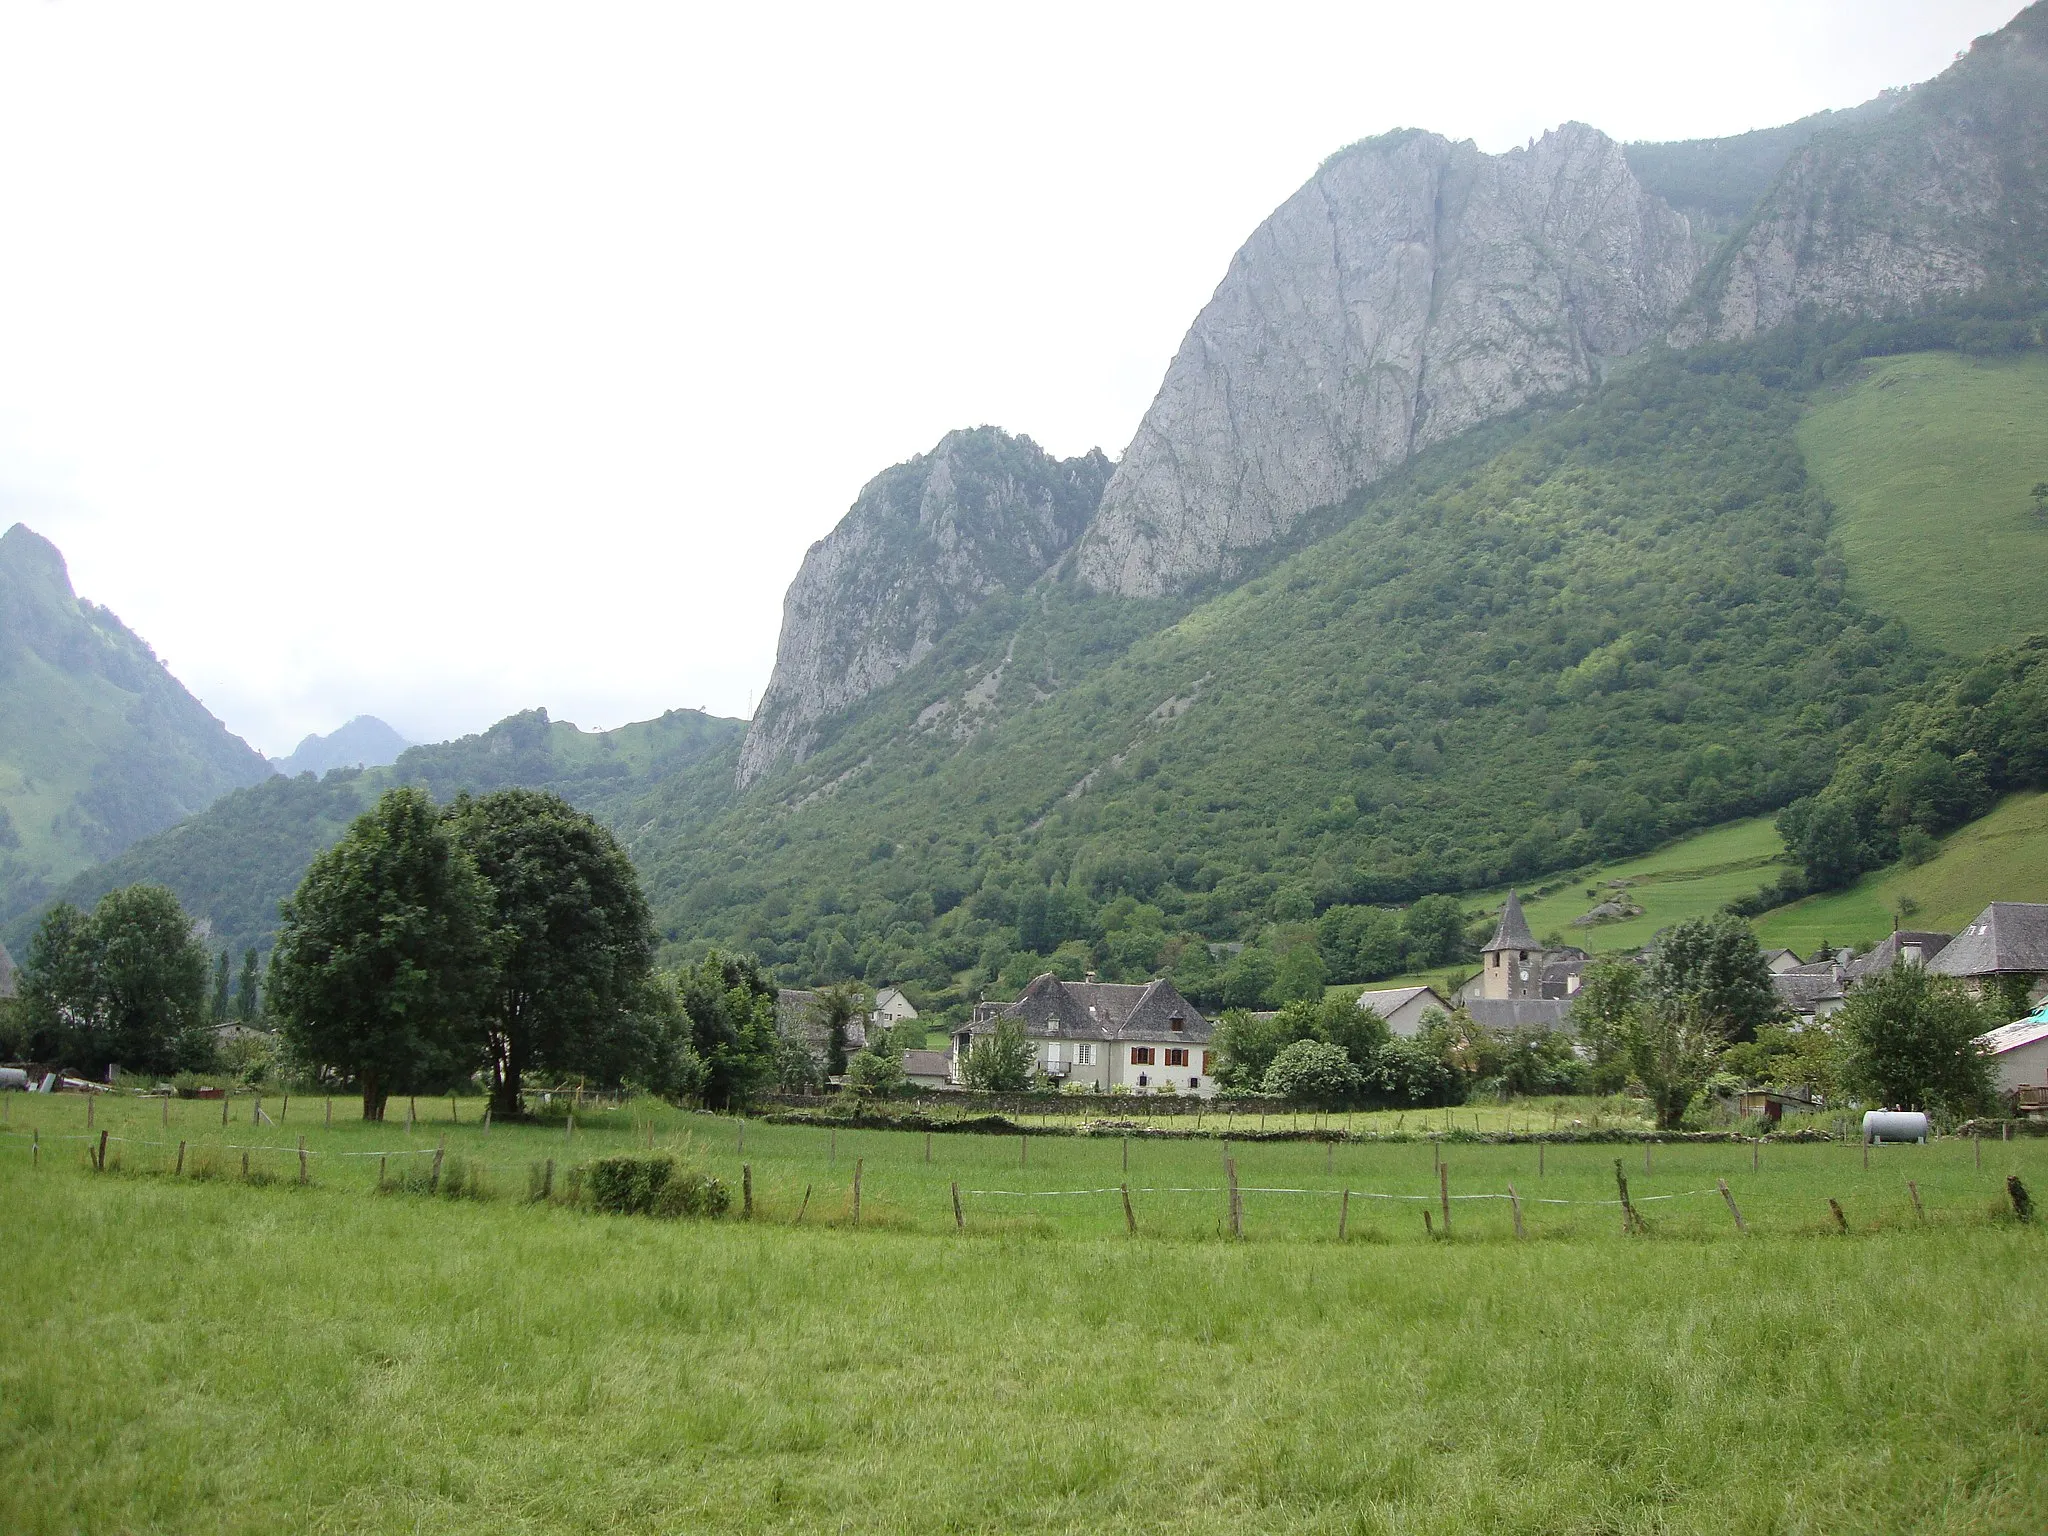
top-left (1170, 1016), bottom-right (1185, 1032)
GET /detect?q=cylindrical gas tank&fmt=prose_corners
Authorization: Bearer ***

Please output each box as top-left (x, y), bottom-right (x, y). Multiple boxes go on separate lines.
top-left (1863, 1110), bottom-right (1930, 1144)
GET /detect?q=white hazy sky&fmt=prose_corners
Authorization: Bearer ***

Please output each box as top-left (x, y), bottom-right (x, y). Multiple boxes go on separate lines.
top-left (0, 1), bottom-right (2019, 757)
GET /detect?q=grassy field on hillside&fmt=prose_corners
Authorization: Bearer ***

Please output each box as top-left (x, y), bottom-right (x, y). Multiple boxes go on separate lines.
top-left (1756, 790), bottom-right (2048, 955)
top-left (1799, 350), bottom-right (2048, 655)
top-left (3, 1097), bottom-right (2045, 1534)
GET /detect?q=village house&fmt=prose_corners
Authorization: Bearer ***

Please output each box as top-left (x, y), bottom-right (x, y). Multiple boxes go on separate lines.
top-left (1927, 903), bottom-right (2048, 1005)
top-left (900, 1049), bottom-right (954, 1091)
top-left (954, 973), bottom-right (1216, 1095)
top-left (871, 986), bottom-right (919, 1029)
top-left (1976, 1008), bottom-right (2048, 1114)
top-left (1351, 984), bottom-right (1452, 1038)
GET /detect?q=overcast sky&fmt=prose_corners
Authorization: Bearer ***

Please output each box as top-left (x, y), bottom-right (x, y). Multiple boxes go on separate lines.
top-left (0, 1), bottom-right (2019, 757)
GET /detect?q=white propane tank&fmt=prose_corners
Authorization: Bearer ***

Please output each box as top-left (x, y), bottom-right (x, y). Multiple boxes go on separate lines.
top-left (0, 1067), bottom-right (26, 1090)
top-left (1863, 1110), bottom-right (1930, 1144)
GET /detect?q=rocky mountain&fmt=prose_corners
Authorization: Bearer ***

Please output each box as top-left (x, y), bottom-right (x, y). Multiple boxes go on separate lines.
top-left (736, 427), bottom-right (1111, 788)
top-left (272, 715), bottom-right (412, 778)
top-left (1675, 4), bottom-right (2048, 344)
top-left (0, 524), bottom-right (272, 922)
top-left (1069, 122), bottom-right (1699, 598)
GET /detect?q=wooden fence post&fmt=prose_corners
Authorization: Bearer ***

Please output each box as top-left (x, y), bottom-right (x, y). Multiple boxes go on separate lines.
top-left (32, 1127), bottom-right (38, 1168)
top-left (222, 1094), bottom-right (230, 1127)
top-left (380, 1154), bottom-right (388, 1190)
top-left (1508, 1183), bottom-right (1525, 1239)
top-left (851, 1158), bottom-right (863, 1226)
top-left (1614, 1160), bottom-right (1638, 1234)
top-left (795, 1184), bottom-right (811, 1225)
top-left (1121, 1182), bottom-right (1136, 1235)
top-left (282, 1095), bottom-right (289, 1123)
top-left (298, 1136), bottom-right (308, 1185)
top-left (1753, 1137), bottom-right (1759, 1171)
top-left (1122, 1135), bottom-right (1129, 1173)
top-left (952, 1180), bottom-right (964, 1231)
top-left (1907, 1179), bottom-right (1925, 1221)
top-left (162, 1094), bottom-right (169, 1128)
top-left (450, 1095), bottom-right (457, 1124)
top-left (1339, 1188), bottom-right (1351, 1241)
top-left (1717, 1178), bottom-right (1747, 1234)
top-left (406, 1098), bottom-right (415, 1132)
top-left (1829, 1197), bottom-right (1849, 1232)
top-left (429, 1137), bottom-right (445, 1194)
top-left (1226, 1157), bottom-right (1243, 1239)
top-left (1020, 1134), bottom-right (1027, 1168)
top-left (1539, 1142), bottom-right (1544, 1179)
top-left (96, 1128), bottom-right (108, 1170)
top-left (736, 1120), bottom-right (743, 1155)
top-left (326, 1098), bottom-right (333, 1128)
top-left (742, 1164), bottom-right (753, 1219)
top-left (87, 1096), bottom-right (94, 1130)
top-left (240, 1151), bottom-right (249, 1179)
top-left (541, 1158), bottom-right (553, 1200)
top-left (830, 1127), bottom-right (837, 1163)
top-left (1439, 1162), bottom-right (1451, 1237)
top-left (1423, 1209), bottom-right (1433, 1238)
top-left (175, 1140), bottom-right (186, 1176)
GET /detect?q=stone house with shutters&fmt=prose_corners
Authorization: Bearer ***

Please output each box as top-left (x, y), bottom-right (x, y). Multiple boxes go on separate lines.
top-left (953, 974), bottom-right (1217, 1095)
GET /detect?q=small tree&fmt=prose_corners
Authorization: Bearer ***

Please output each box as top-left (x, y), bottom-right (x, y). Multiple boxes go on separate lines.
top-left (1619, 997), bottom-right (1724, 1130)
top-left (1648, 915), bottom-right (1782, 1043)
top-left (1271, 943), bottom-right (1327, 1005)
top-left (235, 947), bottom-right (261, 1022)
top-left (673, 951), bottom-right (781, 1110)
top-left (210, 949), bottom-right (232, 1023)
top-left (845, 1026), bottom-right (908, 1099)
top-left (1262, 1038), bottom-right (1362, 1108)
top-left (1834, 964), bottom-right (1995, 1116)
top-left (962, 1016), bottom-right (1034, 1092)
top-left (270, 788), bottom-right (494, 1120)
top-left (809, 981), bottom-right (871, 1077)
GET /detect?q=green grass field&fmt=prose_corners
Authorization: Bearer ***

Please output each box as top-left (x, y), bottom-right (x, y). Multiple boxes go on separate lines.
top-left (1756, 790), bottom-right (2048, 955)
top-left (4, 1094), bottom-right (2045, 1533)
top-left (1799, 349), bottom-right (2048, 656)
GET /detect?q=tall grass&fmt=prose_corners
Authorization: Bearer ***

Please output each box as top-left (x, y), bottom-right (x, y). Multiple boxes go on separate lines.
top-left (2, 1096), bottom-right (2044, 1532)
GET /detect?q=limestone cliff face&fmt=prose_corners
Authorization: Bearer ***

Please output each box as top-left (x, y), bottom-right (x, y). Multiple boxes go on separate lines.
top-left (1071, 123), bottom-right (1698, 597)
top-left (737, 428), bottom-right (1110, 789)
top-left (1673, 5), bottom-right (2048, 345)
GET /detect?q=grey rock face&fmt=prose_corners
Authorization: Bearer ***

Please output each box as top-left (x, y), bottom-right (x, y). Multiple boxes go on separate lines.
top-left (737, 428), bottom-right (1110, 789)
top-left (1072, 123), bottom-right (1697, 597)
top-left (1672, 11), bottom-right (2048, 345)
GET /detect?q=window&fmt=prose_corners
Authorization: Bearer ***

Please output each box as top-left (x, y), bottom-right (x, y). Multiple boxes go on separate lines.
top-left (1077, 1043), bottom-right (1093, 1066)
top-left (1165, 1048), bottom-right (1188, 1067)
top-left (1046, 1042), bottom-right (1061, 1064)
top-left (1129, 1046), bottom-right (1155, 1065)
top-left (1170, 1016), bottom-right (1185, 1032)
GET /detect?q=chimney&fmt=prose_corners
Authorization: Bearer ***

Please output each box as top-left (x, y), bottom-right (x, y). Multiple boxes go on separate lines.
top-left (1084, 970), bottom-right (1097, 984)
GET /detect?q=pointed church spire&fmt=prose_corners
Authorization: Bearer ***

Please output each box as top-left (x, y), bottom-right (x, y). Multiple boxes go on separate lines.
top-left (1484, 891), bottom-right (1537, 953)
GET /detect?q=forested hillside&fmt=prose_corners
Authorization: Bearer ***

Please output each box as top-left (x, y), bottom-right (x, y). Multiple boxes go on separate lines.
top-left (0, 525), bottom-right (273, 926)
top-left (6, 706), bottom-right (742, 959)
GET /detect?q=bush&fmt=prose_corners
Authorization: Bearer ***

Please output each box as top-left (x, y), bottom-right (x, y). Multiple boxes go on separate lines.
top-left (1262, 1039), bottom-right (1363, 1108)
top-left (583, 1154), bottom-right (729, 1218)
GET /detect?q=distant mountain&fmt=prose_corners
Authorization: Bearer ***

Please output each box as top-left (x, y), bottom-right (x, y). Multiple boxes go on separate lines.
top-left (6, 705), bottom-right (744, 958)
top-left (0, 524), bottom-right (272, 924)
top-left (272, 715), bottom-right (411, 778)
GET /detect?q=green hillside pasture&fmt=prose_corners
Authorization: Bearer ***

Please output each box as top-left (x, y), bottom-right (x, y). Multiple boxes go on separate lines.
top-left (1473, 816), bottom-right (1789, 955)
top-left (1799, 349), bottom-right (2048, 655)
top-left (3, 1102), bottom-right (2044, 1534)
top-left (1756, 789), bottom-right (2048, 955)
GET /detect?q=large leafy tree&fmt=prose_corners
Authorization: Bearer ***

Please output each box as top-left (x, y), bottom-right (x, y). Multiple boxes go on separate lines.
top-left (1835, 965), bottom-right (1995, 1117)
top-left (270, 788), bottom-right (494, 1120)
top-left (674, 951), bottom-right (780, 1110)
top-left (1648, 915), bottom-right (1781, 1043)
top-left (448, 789), bottom-right (657, 1117)
top-left (807, 980), bottom-right (871, 1077)
top-left (19, 885), bottom-right (211, 1076)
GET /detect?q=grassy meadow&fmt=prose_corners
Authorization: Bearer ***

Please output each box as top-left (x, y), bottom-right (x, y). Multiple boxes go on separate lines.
top-left (1799, 349), bottom-right (2048, 657)
top-left (4, 1093), bottom-right (2046, 1534)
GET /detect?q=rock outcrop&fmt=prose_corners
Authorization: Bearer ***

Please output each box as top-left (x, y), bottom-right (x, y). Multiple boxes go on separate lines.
top-left (1673, 4), bottom-right (2048, 344)
top-left (737, 428), bottom-right (1110, 789)
top-left (1071, 122), bottom-right (1698, 597)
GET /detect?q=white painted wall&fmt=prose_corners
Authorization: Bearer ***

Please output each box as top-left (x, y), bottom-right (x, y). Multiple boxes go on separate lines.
top-left (1990, 1036), bottom-right (2048, 1097)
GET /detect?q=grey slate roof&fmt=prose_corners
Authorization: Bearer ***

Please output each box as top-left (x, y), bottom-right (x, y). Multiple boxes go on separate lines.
top-left (1463, 997), bottom-right (1573, 1031)
top-left (775, 988), bottom-right (866, 1051)
top-left (1772, 968), bottom-right (1845, 1012)
top-left (900, 1049), bottom-right (953, 1081)
top-left (1842, 931), bottom-right (1952, 984)
top-left (1483, 892), bottom-right (1537, 954)
top-left (966, 974), bottom-right (1212, 1043)
top-left (1928, 904), bottom-right (2048, 978)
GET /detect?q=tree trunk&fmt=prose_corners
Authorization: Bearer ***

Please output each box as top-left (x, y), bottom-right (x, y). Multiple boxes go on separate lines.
top-left (490, 1026), bottom-right (526, 1120)
top-left (361, 1067), bottom-right (386, 1122)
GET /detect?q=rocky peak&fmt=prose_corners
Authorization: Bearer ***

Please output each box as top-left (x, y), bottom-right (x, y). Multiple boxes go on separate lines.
top-left (1070, 122), bottom-right (1697, 597)
top-left (1672, 3), bottom-right (2048, 345)
top-left (736, 428), bottom-right (1110, 789)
